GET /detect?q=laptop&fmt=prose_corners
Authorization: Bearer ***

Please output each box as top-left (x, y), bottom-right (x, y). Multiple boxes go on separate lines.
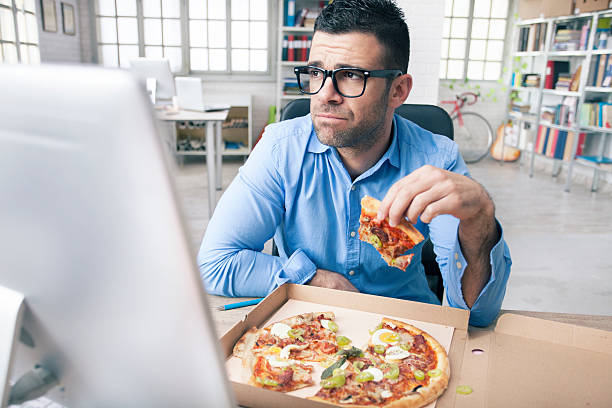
top-left (0, 64), bottom-right (235, 408)
top-left (174, 76), bottom-right (230, 112)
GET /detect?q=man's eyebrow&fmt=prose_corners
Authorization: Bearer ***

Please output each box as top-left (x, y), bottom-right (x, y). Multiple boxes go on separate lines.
top-left (305, 61), bottom-right (367, 70)
top-left (308, 61), bottom-right (323, 67)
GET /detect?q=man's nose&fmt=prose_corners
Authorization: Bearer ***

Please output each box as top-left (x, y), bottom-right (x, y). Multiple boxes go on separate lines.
top-left (316, 74), bottom-right (343, 104)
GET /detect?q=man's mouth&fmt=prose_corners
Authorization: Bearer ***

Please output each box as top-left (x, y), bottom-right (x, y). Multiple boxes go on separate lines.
top-left (315, 113), bottom-right (347, 121)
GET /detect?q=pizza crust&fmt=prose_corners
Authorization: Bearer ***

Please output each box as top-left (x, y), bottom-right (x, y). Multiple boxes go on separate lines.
top-left (360, 196), bottom-right (424, 243)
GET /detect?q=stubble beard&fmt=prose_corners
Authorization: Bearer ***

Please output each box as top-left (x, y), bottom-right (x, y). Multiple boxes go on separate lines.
top-left (313, 91), bottom-right (390, 154)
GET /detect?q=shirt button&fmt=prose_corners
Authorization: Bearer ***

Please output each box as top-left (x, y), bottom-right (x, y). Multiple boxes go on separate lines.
top-left (456, 261), bottom-right (462, 269)
top-left (349, 270), bottom-right (355, 276)
top-left (351, 185), bottom-right (356, 191)
top-left (350, 231), bottom-right (356, 237)
top-left (454, 252), bottom-right (459, 260)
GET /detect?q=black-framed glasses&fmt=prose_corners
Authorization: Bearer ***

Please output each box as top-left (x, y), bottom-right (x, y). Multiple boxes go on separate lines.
top-left (294, 66), bottom-right (402, 98)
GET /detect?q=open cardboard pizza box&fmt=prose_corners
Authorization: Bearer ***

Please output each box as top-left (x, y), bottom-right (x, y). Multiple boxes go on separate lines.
top-left (219, 284), bottom-right (612, 408)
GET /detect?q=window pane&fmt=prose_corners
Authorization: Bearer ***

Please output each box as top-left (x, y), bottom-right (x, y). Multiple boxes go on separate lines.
top-left (439, 59), bottom-right (447, 78)
top-left (15, 0), bottom-right (23, 9)
top-left (145, 45), bottom-right (163, 58)
top-left (190, 48), bottom-right (208, 70)
top-left (28, 44), bottom-right (39, 63)
top-left (117, 0), bottom-right (137, 16)
top-left (250, 0), bottom-right (267, 20)
top-left (469, 39), bottom-right (486, 59)
top-left (119, 44), bottom-right (139, 68)
top-left (209, 20), bottom-right (226, 47)
top-left (20, 44), bottom-right (29, 64)
top-left (231, 21), bottom-right (248, 47)
top-left (26, 13), bottom-right (38, 44)
top-left (447, 59), bottom-right (464, 79)
top-left (443, 18), bottom-right (450, 38)
top-left (250, 49), bottom-right (266, 71)
top-left (250, 21), bottom-right (266, 48)
top-left (97, 0), bottom-right (116, 16)
top-left (209, 1), bottom-right (225, 19)
top-left (189, 0), bottom-right (207, 19)
top-left (484, 61), bottom-right (501, 80)
top-left (486, 40), bottom-right (503, 60)
top-left (143, 0), bottom-right (161, 17)
top-left (448, 38), bottom-right (466, 59)
top-left (231, 48), bottom-right (249, 70)
top-left (209, 48), bottom-right (226, 70)
top-left (117, 17), bottom-right (138, 43)
top-left (162, 0), bottom-right (181, 18)
top-left (473, 0), bottom-right (490, 18)
top-left (452, 0), bottom-right (469, 17)
top-left (3, 43), bottom-right (18, 63)
top-left (0, 49), bottom-right (3, 63)
top-left (471, 18), bottom-right (488, 39)
top-left (232, 0), bottom-right (249, 20)
top-left (17, 12), bottom-right (26, 43)
top-left (144, 18), bottom-right (162, 45)
top-left (24, 0), bottom-right (35, 12)
top-left (441, 39), bottom-right (449, 58)
top-left (190, 20), bottom-right (207, 47)
top-left (164, 46), bottom-right (182, 71)
top-left (1, 8), bottom-right (16, 41)
top-left (99, 44), bottom-right (118, 67)
top-left (451, 17), bottom-right (468, 38)
top-left (98, 17), bottom-right (117, 43)
top-left (163, 18), bottom-right (181, 46)
top-left (444, 0), bottom-right (452, 17)
top-left (467, 60), bottom-right (484, 80)
top-left (490, 0), bottom-right (508, 18)
top-left (488, 19), bottom-right (506, 40)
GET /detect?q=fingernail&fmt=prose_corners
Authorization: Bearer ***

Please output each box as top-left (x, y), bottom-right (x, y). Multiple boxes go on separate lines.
top-left (376, 211), bottom-right (383, 220)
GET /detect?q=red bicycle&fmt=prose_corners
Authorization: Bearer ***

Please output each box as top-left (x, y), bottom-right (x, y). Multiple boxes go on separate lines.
top-left (440, 91), bottom-right (493, 164)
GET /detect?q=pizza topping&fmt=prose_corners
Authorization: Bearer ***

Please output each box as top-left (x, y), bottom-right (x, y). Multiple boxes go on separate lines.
top-left (370, 226), bottom-right (389, 243)
top-left (381, 390), bottom-right (393, 399)
top-left (266, 356), bottom-right (292, 368)
top-left (382, 363), bottom-right (400, 380)
top-left (353, 360), bottom-right (365, 372)
top-left (362, 367), bottom-right (383, 382)
top-left (372, 329), bottom-right (400, 345)
top-left (456, 385), bottom-right (473, 395)
top-left (280, 344), bottom-right (304, 360)
top-left (321, 373), bottom-right (346, 389)
top-left (413, 369), bottom-right (425, 381)
top-left (256, 376), bottom-right (279, 387)
top-left (373, 345), bottom-right (386, 354)
top-left (428, 369), bottom-right (442, 378)
top-left (337, 335), bottom-right (351, 347)
top-left (270, 322), bottom-right (292, 339)
top-left (320, 319), bottom-right (338, 332)
top-left (287, 328), bottom-right (305, 341)
top-left (385, 345), bottom-right (414, 361)
top-left (355, 371), bottom-right (375, 383)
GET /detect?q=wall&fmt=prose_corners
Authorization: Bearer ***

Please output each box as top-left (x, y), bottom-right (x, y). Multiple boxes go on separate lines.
top-left (36, 0), bottom-right (82, 63)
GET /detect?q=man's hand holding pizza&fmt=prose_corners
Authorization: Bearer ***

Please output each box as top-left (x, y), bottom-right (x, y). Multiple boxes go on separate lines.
top-left (376, 165), bottom-right (500, 308)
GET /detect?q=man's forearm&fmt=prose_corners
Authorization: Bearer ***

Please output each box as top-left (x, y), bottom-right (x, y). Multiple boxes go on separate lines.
top-left (457, 201), bottom-right (499, 308)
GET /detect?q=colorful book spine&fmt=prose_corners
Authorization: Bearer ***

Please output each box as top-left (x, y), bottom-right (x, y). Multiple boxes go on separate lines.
top-left (282, 35), bottom-right (288, 61)
top-left (286, 0), bottom-right (296, 26)
top-left (287, 34), bottom-right (295, 61)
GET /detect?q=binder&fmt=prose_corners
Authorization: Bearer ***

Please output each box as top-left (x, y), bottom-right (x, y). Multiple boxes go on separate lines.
top-left (287, 34), bottom-right (295, 61)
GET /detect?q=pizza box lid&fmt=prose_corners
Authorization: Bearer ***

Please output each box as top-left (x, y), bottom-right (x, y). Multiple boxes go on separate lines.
top-left (219, 284), bottom-right (612, 407)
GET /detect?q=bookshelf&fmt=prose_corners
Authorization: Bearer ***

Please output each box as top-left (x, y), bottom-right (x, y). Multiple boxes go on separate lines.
top-left (276, 1), bottom-right (328, 119)
top-left (508, 9), bottom-right (612, 192)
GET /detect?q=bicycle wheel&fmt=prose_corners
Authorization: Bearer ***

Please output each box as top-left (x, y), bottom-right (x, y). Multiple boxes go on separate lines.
top-left (451, 112), bottom-right (493, 164)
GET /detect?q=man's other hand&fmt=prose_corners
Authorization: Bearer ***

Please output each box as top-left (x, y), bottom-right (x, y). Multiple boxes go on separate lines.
top-left (308, 269), bottom-right (359, 292)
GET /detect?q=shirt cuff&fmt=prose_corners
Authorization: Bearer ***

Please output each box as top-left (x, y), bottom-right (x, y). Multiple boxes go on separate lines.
top-left (274, 248), bottom-right (317, 287)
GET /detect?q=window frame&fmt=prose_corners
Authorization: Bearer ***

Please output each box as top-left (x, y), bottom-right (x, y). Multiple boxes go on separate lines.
top-left (0, 0), bottom-right (40, 64)
top-left (92, 0), bottom-right (275, 80)
top-left (440, 0), bottom-right (512, 82)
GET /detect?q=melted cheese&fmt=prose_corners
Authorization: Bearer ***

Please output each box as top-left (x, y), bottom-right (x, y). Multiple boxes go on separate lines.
top-left (363, 367), bottom-right (383, 382)
top-left (270, 322), bottom-right (292, 339)
top-left (384, 345), bottom-right (414, 361)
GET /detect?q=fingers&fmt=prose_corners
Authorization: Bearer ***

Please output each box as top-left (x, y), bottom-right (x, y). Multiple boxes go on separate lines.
top-left (406, 184), bottom-right (447, 224)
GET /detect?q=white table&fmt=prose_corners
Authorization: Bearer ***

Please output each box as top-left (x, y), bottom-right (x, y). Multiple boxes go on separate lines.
top-left (156, 109), bottom-right (229, 217)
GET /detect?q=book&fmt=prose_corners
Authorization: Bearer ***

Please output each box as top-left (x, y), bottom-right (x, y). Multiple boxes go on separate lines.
top-left (545, 60), bottom-right (555, 89)
top-left (282, 35), bottom-right (288, 61)
top-left (286, 0), bottom-right (295, 26)
top-left (563, 132), bottom-right (575, 161)
top-left (580, 23), bottom-right (590, 50)
top-left (287, 34), bottom-right (295, 61)
top-left (569, 65), bottom-right (582, 91)
top-left (554, 131), bottom-right (567, 159)
top-left (602, 60), bottom-right (612, 87)
top-left (596, 54), bottom-right (608, 87)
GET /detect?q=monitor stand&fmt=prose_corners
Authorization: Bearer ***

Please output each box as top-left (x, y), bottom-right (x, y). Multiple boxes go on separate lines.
top-left (0, 285), bottom-right (25, 407)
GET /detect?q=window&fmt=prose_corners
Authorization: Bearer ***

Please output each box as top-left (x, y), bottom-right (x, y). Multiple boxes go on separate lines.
top-left (440, 0), bottom-right (508, 81)
top-left (0, 0), bottom-right (40, 64)
top-left (95, 0), bottom-right (269, 74)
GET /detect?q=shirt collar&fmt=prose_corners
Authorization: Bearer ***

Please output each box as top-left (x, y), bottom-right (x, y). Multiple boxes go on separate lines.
top-left (305, 113), bottom-right (402, 170)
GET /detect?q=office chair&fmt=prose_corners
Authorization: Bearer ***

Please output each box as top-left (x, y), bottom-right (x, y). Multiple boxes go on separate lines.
top-left (274, 98), bottom-right (454, 302)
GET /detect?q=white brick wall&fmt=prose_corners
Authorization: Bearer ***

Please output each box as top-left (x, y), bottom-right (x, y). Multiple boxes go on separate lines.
top-left (36, 0), bottom-right (83, 63)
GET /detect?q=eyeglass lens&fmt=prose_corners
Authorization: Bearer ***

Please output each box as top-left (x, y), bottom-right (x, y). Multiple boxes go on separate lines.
top-left (298, 68), bottom-right (366, 97)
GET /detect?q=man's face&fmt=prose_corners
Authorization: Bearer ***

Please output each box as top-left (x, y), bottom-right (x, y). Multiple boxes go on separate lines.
top-left (308, 31), bottom-right (393, 151)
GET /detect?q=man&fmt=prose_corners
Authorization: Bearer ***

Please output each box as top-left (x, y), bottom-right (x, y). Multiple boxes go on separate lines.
top-left (199, 0), bottom-right (511, 327)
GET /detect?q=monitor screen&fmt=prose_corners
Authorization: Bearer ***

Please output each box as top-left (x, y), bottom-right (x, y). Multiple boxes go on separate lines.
top-left (129, 58), bottom-right (176, 102)
top-left (0, 64), bottom-right (235, 408)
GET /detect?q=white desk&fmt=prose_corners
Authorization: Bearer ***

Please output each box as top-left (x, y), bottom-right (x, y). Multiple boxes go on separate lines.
top-left (156, 109), bottom-right (228, 217)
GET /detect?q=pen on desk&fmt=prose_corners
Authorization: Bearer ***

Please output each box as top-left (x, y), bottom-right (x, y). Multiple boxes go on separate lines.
top-left (217, 298), bottom-right (264, 311)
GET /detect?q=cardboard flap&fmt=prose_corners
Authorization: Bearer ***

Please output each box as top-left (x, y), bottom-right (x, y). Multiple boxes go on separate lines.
top-left (495, 313), bottom-right (612, 354)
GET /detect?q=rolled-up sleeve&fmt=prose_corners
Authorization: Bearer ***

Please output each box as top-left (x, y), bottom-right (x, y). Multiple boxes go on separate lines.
top-left (198, 129), bottom-right (317, 297)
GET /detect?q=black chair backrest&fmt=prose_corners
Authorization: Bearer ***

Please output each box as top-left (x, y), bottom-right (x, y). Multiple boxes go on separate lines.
top-left (278, 98), bottom-right (450, 302)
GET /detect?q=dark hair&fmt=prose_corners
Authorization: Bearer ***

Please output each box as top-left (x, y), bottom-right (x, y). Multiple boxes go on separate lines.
top-left (314, 0), bottom-right (410, 74)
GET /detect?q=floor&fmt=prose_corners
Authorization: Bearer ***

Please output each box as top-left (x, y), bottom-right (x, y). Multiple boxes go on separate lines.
top-left (175, 155), bottom-right (612, 317)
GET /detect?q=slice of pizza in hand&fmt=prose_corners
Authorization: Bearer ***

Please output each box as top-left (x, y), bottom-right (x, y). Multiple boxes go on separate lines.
top-left (358, 195), bottom-right (425, 271)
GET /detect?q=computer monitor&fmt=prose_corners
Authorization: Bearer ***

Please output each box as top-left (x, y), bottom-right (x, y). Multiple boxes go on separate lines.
top-left (0, 64), bottom-right (235, 408)
top-left (129, 58), bottom-right (176, 104)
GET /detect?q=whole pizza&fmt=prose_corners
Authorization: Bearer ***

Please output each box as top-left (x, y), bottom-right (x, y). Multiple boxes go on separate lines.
top-left (233, 312), bottom-right (450, 407)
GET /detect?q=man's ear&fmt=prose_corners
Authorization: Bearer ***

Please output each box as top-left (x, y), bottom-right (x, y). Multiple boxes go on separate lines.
top-left (389, 74), bottom-right (412, 108)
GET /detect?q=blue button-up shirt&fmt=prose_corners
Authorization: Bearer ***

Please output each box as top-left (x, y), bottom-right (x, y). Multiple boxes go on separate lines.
top-left (198, 114), bottom-right (512, 327)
